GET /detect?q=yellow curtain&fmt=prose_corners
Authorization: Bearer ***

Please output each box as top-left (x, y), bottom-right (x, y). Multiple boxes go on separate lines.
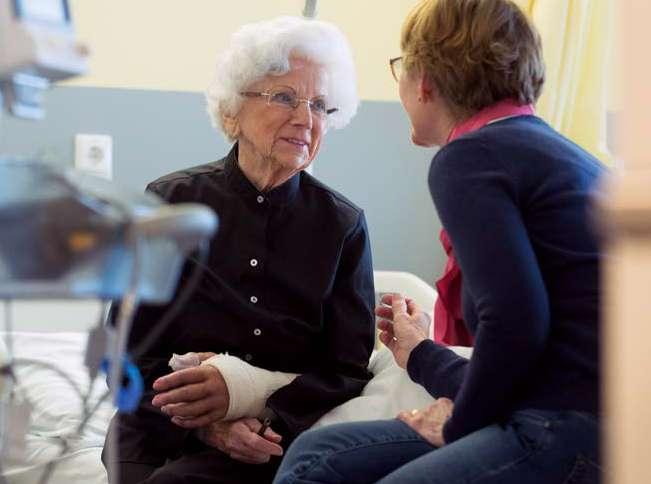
top-left (513, 0), bottom-right (613, 163)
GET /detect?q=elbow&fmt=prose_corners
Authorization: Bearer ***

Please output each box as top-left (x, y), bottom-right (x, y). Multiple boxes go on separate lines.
top-left (479, 300), bottom-right (550, 355)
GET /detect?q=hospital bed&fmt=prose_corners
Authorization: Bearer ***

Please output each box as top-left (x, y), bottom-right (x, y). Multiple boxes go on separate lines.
top-left (0, 271), bottom-right (471, 484)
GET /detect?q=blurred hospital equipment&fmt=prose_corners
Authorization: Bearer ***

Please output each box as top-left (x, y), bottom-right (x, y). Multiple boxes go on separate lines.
top-left (0, 2), bottom-right (218, 482)
top-left (0, 0), bottom-right (87, 119)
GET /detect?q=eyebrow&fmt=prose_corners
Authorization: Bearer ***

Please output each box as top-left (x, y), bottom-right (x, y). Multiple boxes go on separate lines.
top-left (266, 85), bottom-right (328, 98)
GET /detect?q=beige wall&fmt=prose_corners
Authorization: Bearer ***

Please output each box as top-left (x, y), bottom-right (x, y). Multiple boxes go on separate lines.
top-left (65, 0), bottom-right (419, 101)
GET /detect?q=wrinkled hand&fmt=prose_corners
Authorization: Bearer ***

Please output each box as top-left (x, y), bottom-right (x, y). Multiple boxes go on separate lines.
top-left (152, 365), bottom-right (229, 428)
top-left (376, 293), bottom-right (430, 368)
top-left (397, 398), bottom-right (454, 448)
top-left (196, 418), bottom-right (283, 464)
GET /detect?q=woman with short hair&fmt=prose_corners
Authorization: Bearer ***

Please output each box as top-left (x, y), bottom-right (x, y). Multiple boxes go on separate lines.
top-left (273, 1), bottom-right (603, 483)
top-left (102, 16), bottom-right (375, 484)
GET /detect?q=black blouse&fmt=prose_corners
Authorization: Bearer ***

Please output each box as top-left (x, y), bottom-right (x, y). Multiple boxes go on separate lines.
top-left (127, 144), bottom-right (375, 440)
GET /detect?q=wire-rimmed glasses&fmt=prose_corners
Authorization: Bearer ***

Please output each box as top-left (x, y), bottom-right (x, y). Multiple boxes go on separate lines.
top-left (240, 86), bottom-right (338, 117)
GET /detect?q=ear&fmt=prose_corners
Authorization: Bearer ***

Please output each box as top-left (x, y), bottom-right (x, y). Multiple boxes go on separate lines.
top-left (222, 115), bottom-right (241, 139)
top-left (418, 73), bottom-right (436, 103)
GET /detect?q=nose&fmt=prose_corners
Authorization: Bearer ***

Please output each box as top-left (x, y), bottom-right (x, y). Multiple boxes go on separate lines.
top-left (291, 100), bottom-right (313, 129)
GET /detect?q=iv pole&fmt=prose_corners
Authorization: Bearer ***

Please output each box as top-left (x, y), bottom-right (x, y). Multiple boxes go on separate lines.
top-left (303, 0), bottom-right (317, 19)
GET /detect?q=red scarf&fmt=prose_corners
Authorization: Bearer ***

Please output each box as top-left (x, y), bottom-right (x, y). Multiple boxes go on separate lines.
top-left (434, 99), bottom-right (535, 346)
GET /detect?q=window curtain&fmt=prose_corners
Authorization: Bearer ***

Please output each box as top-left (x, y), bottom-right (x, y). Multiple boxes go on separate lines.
top-left (514, 0), bottom-right (613, 163)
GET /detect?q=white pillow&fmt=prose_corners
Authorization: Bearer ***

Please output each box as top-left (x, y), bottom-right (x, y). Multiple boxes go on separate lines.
top-left (313, 344), bottom-right (471, 428)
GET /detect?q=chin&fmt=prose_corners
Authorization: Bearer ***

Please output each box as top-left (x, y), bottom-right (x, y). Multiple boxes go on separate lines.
top-left (411, 132), bottom-right (436, 148)
top-left (277, 154), bottom-right (308, 171)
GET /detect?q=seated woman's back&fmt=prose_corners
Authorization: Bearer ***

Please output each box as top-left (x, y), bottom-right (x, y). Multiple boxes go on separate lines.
top-left (429, 114), bottom-right (604, 417)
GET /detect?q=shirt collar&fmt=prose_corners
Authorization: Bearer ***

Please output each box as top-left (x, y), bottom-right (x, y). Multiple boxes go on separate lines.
top-left (447, 99), bottom-right (535, 143)
top-left (223, 143), bottom-right (301, 205)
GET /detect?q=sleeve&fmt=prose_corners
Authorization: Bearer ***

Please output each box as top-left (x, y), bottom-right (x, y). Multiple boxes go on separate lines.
top-left (427, 139), bottom-right (551, 444)
top-left (406, 339), bottom-right (469, 399)
top-left (265, 212), bottom-right (376, 440)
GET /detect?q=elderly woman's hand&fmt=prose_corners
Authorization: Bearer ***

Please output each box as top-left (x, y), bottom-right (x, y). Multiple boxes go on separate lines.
top-left (376, 293), bottom-right (430, 368)
top-left (196, 418), bottom-right (283, 464)
top-left (152, 365), bottom-right (229, 428)
top-left (397, 398), bottom-right (454, 448)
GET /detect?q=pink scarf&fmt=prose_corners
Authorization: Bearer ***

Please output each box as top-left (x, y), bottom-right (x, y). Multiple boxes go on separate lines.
top-left (434, 99), bottom-right (535, 346)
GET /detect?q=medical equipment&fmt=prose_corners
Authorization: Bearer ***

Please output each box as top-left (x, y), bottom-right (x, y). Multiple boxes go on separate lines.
top-left (0, 164), bottom-right (218, 481)
top-left (0, 164), bottom-right (218, 478)
top-left (0, 2), bottom-right (219, 482)
top-left (303, 0), bottom-right (317, 18)
top-left (0, 0), bottom-right (88, 119)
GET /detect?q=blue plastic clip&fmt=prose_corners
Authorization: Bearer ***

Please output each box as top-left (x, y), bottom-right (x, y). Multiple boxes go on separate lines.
top-left (100, 355), bottom-right (144, 413)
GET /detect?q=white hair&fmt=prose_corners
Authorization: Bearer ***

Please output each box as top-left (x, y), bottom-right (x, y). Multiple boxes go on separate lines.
top-left (206, 16), bottom-right (359, 136)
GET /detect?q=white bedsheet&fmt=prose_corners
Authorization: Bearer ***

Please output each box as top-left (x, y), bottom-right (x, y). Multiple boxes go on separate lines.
top-left (1, 331), bottom-right (471, 484)
top-left (2, 331), bottom-right (112, 484)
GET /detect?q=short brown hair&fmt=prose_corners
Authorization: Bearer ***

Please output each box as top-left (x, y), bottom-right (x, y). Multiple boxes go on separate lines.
top-left (401, 0), bottom-right (545, 118)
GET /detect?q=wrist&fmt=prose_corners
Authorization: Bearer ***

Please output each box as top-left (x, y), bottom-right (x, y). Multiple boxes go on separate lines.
top-left (406, 339), bottom-right (433, 378)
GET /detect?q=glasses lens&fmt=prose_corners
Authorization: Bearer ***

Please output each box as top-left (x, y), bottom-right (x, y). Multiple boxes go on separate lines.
top-left (269, 89), bottom-right (297, 108)
top-left (310, 98), bottom-right (328, 116)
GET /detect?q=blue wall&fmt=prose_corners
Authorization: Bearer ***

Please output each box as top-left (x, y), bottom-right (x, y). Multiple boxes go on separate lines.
top-left (0, 86), bottom-right (445, 283)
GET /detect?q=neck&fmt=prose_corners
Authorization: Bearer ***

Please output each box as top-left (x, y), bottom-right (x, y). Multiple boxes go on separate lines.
top-left (427, 96), bottom-right (465, 147)
top-left (237, 141), bottom-right (297, 192)
top-left (436, 113), bottom-right (459, 147)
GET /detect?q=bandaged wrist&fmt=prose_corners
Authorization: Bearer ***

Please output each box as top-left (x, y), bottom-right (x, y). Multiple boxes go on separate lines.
top-left (201, 355), bottom-right (298, 420)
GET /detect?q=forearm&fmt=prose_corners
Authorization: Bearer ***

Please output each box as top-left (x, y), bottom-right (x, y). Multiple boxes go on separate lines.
top-left (201, 354), bottom-right (299, 420)
top-left (407, 340), bottom-right (469, 399)
top-left (442, 323), bottom-right (545, 443)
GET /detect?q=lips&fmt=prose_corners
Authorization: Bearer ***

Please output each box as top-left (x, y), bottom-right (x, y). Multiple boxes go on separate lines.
top-left (282, 137), bottom-right (310, 148)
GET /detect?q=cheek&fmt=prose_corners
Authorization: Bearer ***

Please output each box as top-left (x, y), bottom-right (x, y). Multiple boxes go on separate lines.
top-left (308, 126), bottom-right (325, 158)
top-left (245, 114), bottom-right (284, 149)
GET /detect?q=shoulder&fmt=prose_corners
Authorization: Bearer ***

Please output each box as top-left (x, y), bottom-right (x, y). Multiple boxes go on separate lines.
top-left (299, 171), bottom-right (366, 233)
top-left (147, 159), bottom-right (227, 202)
top-left (429, 135), bottom-right (504, 190)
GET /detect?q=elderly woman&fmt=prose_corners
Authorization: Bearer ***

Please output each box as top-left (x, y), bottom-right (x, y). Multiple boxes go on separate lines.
top-left (101, 16), bottom-right (375, 484)
top-left (274, 1), bottom-right (603, 483)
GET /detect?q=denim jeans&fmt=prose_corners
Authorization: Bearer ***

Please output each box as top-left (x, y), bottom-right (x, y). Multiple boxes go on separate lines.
top-left (273, 409), bottom-right (600, 484)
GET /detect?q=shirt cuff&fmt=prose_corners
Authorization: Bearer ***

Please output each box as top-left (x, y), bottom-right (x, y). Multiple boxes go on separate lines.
top-left (406, 339), bottom-right (437, 383)
top-left (442, 414), bottom-right (462, 444)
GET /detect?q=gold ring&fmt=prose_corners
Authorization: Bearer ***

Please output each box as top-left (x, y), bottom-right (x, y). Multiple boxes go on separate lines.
top-left (410, 409), bottom-right (419, 416)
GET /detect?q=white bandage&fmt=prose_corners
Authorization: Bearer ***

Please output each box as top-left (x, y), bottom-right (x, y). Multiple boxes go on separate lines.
top-left (201, 355), bottom-right (299, 420)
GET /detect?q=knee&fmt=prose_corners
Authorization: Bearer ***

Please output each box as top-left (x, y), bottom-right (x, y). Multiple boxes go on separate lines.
top-left (286, 426), bottom-right (343, 461)
top-left (274, 426), bottom-right (350, 484)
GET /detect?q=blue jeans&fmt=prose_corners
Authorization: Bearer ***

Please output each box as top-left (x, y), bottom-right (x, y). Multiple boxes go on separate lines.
top-left (273, 410), bottom-right (600, 484)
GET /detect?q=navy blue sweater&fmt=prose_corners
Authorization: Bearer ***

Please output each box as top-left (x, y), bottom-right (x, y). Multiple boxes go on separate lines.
top-left (407, 116), bottom-right (605, 443)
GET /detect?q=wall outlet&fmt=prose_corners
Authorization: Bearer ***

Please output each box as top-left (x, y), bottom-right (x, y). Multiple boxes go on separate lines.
top-left (74, 134), bottom-right (113, 179)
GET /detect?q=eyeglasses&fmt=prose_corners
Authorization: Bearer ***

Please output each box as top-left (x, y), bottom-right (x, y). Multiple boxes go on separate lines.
top-left (389, 56), bottom-right (403, 82)
top-left (240, 86), bottom-right (338, 117)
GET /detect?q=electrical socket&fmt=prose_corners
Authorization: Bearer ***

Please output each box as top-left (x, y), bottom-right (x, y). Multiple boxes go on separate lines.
top-left (74, 134), bottom-right (113, 179)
